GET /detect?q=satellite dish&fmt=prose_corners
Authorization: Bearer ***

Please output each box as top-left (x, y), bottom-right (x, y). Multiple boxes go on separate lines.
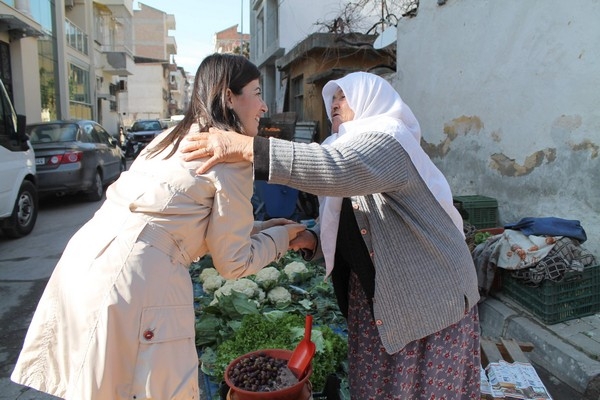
top-left (373, 26), bottom-right (397, 49)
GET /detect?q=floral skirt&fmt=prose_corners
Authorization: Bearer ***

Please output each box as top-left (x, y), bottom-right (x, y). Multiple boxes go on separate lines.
top-left (346, 273), bottom-right (481, 399)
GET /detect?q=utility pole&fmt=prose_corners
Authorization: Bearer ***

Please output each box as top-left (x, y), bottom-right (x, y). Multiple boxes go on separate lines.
top-left (240, 0), bottom-right (244, 53)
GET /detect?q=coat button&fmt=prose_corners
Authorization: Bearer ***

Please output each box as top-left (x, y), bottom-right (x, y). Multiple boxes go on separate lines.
top-left (360, 228), bottom-right (367, 235)
top-left (375, 319), bottom-right (383, 326)
top-left (143, 329), bottom-right (154, 341)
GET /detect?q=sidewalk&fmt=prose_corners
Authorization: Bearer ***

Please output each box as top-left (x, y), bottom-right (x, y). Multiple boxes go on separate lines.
top-left (478, 293), bottom-right (600, 399)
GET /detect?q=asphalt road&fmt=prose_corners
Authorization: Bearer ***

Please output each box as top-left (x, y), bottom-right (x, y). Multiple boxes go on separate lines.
top-left (0, 193), bottom-right (104, 399)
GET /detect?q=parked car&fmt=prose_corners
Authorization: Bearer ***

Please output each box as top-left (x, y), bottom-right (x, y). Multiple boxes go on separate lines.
top-left (123, 119), bottom-right (164, 158)
top-left (0, 78), bottom-right (38, 238)
top-left (27, 120), bottom-right (126, 202)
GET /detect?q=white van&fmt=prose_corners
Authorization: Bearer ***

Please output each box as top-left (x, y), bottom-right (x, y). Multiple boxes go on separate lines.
top-left (0, 78), bottom-right (38, 238)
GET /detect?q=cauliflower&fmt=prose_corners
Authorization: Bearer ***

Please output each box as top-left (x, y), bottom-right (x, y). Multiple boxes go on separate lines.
top-left (202, 274), bottom-right (224, 294)
top-left (254, 267), bottom-right (281, 291)
top-left (213, 278), bottom-right (259, 299)
top-left (199, 267), bottom-right (219, 283)
top-left (283, 261), bottom-right (310, 283)
top-left (267, 286), bottom-right (292, 307)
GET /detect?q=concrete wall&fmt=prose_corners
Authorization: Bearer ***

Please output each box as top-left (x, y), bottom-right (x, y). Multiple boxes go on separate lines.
top-left (394, 0), bottom-right (600, 256)
top-left (124, 63), bottom-right (165, 124)
top-left (133, 3), bottom-right (168, 61)
top-left (8, 36), bottom-right (41, 123)
top-left (278, 0), bottom-right (343, 50)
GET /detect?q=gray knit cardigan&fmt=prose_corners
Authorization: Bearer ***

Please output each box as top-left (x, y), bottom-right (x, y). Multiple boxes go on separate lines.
top-left (266, 132), bottom-right (480, 354)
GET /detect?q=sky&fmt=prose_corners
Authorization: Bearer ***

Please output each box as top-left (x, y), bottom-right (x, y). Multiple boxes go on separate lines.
top-left (134, 0), bottom-right (250, 75)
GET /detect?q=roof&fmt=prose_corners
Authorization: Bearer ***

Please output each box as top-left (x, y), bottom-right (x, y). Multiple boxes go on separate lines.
top-left (276, 32), bottom-right (381, 70)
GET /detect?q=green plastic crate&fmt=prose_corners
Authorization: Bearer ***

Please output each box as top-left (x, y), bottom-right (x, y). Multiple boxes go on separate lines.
top-left (501, 264), bottom-right (600, 324)
top-left (453, 195), bottom-right (498, 229)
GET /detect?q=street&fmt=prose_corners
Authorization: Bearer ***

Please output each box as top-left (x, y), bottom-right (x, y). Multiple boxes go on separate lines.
top-left (0, 193), bottom-right (103, 399)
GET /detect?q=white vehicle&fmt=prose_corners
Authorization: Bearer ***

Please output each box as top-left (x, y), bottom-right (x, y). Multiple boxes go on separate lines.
top-left (0, 79), bottom-right (38, 238)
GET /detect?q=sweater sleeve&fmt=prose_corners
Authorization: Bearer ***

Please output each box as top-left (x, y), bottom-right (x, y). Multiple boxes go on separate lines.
top-left (268, 132), bottom-right (409, 198)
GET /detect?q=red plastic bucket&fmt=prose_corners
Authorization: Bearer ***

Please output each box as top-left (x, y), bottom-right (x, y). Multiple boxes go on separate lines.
top-left (224, 349), bottom-right (312, 400)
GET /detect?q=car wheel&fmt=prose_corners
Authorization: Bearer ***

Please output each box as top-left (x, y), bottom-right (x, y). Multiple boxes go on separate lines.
top-left (0, 180), bottom-right (38, 238)
top-left (85, 170), bottom-right (103, 202)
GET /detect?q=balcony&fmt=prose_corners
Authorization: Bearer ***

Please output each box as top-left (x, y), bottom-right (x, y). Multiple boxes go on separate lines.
top-left (100, 50), bottom-right (135, 76)
top-left (66, 19), bottom-right (88, 55)
top-left (0, 2), bottom-right (43, 39)
top-left (166, 35), bottom-right (177, 56)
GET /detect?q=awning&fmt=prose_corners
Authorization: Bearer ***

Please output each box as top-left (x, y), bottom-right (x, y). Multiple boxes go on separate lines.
top-left (0, 10), bottom-right (44, 38)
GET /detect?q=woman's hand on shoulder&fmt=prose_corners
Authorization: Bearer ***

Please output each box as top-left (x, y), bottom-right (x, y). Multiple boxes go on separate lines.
top-left (180, 127), bottom-right (254, 174)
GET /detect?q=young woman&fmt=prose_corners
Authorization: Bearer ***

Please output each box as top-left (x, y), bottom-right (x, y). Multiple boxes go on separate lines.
top-left (11, 53), bottom-right (305, 400)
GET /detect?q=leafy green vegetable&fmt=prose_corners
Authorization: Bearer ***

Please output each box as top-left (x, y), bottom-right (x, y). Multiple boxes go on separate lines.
top-left (205, 313), bottom-right (347, 392)
top-left (474, 231), bottom-right (492, 244)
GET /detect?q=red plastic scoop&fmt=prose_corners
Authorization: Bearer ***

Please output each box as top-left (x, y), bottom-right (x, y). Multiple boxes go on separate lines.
top-left (287, 314), bottom-right (316, 379)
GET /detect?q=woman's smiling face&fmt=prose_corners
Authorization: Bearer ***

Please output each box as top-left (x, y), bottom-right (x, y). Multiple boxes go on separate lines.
top-left (228, 79), bottom-right (268, 137)
top-left (330, 88), bottom-right (355, 133)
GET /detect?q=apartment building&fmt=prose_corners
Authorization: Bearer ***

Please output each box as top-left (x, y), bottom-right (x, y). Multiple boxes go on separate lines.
top-left (0, 0), bottom-right (187, 136)
top-left (214, 24), bottom-right (249, 56)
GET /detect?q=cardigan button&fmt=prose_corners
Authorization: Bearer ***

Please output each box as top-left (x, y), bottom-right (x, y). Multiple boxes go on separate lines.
top-left (360, 228), bottom-right (367, 235)
top-left (143, 329), bottom-right (154, 341)
top-left (353, 203), bottom-right (359, 210)
top-left (375, 319), bottom-right (383, 326)
top-left (369, 251), bottom-right (374, 257)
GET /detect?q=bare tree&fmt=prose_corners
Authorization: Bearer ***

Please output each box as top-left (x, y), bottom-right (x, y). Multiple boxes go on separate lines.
top-left (314, 0), bottom-right (419, 35)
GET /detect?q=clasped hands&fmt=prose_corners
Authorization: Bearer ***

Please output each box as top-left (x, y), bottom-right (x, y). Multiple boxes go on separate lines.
top-left (253, 219), bottom-right (317, 254)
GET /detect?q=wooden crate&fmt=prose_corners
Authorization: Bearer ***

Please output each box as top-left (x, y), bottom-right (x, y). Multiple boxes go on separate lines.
top-left (480, 337), bottom-right (533, 367)
top-left (480, 338), bottom-right (553, 400)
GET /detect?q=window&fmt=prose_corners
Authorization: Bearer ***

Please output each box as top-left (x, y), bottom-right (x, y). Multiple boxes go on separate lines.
top-left (69, 64), bottom-right (92, 120)
top-left (266, 0), bottom-right (278, 47)
top-left (93, 124), bottom-right (111, 144)
top-left (256, 8), bottom-right (265, 55)
top-left (65, 20), bottom-right (89, 55)
top-left (291, 75), bottom-right (304, 120)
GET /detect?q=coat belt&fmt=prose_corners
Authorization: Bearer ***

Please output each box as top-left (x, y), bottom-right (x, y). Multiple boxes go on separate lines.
top-left (137, 223), bottom-right (192, 266)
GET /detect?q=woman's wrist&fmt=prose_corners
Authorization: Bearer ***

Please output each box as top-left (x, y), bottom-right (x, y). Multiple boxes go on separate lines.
top-left (300, 229), bottom-right (319, 261)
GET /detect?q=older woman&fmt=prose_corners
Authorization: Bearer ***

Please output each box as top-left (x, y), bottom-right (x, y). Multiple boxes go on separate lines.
top-left (183, 71), bottom-right (481, 399)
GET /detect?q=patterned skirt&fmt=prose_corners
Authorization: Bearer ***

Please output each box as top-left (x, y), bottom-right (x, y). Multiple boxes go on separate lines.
top-left (346, 273), bottom-right (481, 399)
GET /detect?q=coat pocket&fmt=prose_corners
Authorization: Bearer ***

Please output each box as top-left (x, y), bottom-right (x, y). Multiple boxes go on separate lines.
top-left (131, 305), bottom-right (198, 399)
top-left (138, 305), bottom-right (195, 344)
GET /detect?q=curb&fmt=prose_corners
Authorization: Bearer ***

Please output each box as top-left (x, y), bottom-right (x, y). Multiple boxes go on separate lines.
top-left (478, 297), bottom-right (600, 397)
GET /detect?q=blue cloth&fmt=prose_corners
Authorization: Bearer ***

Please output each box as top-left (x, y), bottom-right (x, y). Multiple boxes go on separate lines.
top-left (254, 180), bottom-right (299, 219)
top-left (504, 217), bottom-right (587, 243)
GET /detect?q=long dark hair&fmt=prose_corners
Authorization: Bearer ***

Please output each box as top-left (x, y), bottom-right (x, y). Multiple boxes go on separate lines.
top-left (146, 53), bottom-right (261, 159)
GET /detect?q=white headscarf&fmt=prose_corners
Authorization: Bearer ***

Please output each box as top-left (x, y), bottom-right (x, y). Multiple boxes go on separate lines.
top-left (319, 72), bottom-right (464, 277)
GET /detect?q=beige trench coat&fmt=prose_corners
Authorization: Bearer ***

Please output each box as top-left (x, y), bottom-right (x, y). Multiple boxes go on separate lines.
top-left (11, 131), bottom-right (288, 399)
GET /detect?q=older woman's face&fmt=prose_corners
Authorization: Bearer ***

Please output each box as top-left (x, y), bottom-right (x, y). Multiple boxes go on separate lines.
top-left (330, 88), bottom-right (355, 133)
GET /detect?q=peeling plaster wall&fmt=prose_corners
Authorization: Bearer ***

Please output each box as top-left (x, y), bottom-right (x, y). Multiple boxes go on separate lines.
top-left (394, 0), bottom-right (600, 256)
